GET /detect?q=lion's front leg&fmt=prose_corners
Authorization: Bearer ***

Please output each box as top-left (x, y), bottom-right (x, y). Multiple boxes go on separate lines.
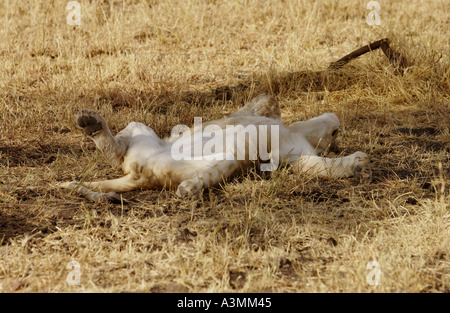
top-left (294, 152), bottom-right (372, 183)
top-left (230, 94), bottom-right (281, 119)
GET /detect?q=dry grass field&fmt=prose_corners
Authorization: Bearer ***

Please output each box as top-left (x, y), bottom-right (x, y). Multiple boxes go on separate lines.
top-left (0, 0), bottom-right (449, 293)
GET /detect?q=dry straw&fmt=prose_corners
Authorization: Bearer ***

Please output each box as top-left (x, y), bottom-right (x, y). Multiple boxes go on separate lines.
top-left (0, 0), bottom-right (448, 292)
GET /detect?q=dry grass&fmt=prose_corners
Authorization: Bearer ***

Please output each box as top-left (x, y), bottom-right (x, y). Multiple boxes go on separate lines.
top-left (0, 0), bottom-right (449, 292)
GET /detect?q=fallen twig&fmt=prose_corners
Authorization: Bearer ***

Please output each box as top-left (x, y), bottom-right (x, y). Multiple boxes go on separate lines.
top-left (328, 38), bottom-right (411, 72)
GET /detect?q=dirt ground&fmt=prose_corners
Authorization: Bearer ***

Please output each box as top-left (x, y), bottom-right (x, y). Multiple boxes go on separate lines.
top-left (0, 0), bottom-right (449, 292)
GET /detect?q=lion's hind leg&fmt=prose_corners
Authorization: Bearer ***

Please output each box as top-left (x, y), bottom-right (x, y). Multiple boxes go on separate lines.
top-left (61, 173), bottom-right (144, 202)
top-left (176, 159), bottom-right (242, 198)
top-left (76, 110), bottom-right (127, 169)
top-left (60, 181), bottom-right (121, 202)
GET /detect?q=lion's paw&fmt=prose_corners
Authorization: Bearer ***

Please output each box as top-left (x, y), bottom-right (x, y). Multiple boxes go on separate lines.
top-left (176, 180), bottom-right (201, 199)
top-left (351, 152), bottom-right (372, 184)
top-left (76, 110), bottom-right (106, 137)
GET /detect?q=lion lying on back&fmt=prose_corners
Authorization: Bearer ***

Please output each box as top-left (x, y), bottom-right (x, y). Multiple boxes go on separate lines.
top-left (61, 94), bottom-right (371, 201)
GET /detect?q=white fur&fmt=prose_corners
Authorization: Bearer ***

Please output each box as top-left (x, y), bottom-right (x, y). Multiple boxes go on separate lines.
top-left (62, 94), bottom-right (371, 200)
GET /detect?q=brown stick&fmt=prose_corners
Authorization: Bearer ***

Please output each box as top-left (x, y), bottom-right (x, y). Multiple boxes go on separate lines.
top-left (380, 40), bottom-right (410, 70)
top-left (328, 38), bottom-right (410, 72)
top-left (328, 38), bottom-right (388, 69)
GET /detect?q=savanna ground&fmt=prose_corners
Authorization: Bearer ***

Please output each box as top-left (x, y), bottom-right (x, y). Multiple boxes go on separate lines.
top-left (0, 0), bottom-right (449, 293)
